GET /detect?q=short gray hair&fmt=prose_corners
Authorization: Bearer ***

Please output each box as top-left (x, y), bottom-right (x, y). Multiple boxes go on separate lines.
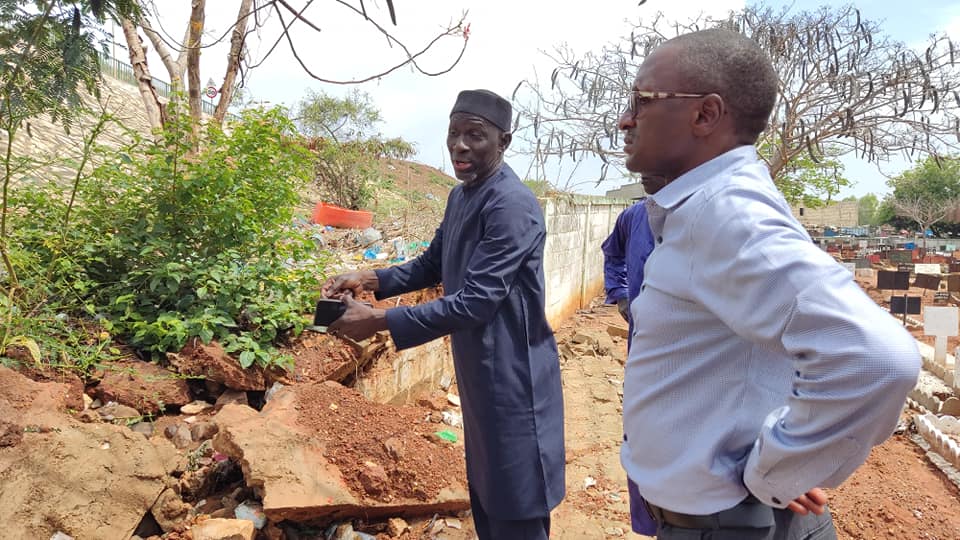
top-left (663, 29), bottom-right (777, 142)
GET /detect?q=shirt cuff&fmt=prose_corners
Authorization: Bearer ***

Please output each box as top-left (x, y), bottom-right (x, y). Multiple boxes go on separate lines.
top-left (743, 406), bottom-right (860, 510)
top-left (742, 411), bottom-right (792, 509)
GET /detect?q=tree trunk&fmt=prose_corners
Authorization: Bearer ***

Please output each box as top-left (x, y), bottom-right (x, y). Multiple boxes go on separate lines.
top-left (139, 12), bottom-right (190, 95)
top-left (120, 18), bottom-right (165, 131)
top-left (186, 0), bottom-right (206, 148)
top-left (214, 0), bottom-right (254, 125)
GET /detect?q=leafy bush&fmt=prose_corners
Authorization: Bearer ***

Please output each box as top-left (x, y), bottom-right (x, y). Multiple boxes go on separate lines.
top-left (311, 136), bottom-right (414, 210)
top-left (7, 107), bottom-right (326, 370)
top-left (292, 89), bottom-right (415, 210)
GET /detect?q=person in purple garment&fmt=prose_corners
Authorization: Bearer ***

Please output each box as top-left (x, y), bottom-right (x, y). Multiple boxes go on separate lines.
top-left (601, 175), bottom-right (665, 537)
top-left (322, 89), bottom-right (564, 540)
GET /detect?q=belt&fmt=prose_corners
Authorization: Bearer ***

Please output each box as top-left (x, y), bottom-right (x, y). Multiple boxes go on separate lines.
top-left (645, 495), bottom-right (776, 530)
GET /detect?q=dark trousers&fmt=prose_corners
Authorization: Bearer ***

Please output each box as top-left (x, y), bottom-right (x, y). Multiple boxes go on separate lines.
top-left (648, 497), bottom-right (837, 540)
top-left (469, 486), bottom-right (550, 540)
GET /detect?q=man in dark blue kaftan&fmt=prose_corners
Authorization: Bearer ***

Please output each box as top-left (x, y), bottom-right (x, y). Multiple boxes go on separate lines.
top-left (323, 89), bottom-right (565, 540)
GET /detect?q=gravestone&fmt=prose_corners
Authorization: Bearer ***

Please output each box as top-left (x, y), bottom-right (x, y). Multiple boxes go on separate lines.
top-left (890, 296), bottom-right (921, 315)
top-left (948, 274), bottom-right (960, 292)
top-left (890, 250), bottom-right (913, 264)
top-left (915, 263), bottom-right (942, 275)
top-left (878, 270), bottom-right (911, 290)
top-left (914, 273), bottom-right (942, 291)
top-left (925, 306), bottom-right (959, 367)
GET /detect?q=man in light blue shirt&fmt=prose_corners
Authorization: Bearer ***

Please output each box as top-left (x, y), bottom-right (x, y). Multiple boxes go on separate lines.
top-left (601, 177), bottom-right (666, 537)
top-left (617, 29), bottom-right (921, 539)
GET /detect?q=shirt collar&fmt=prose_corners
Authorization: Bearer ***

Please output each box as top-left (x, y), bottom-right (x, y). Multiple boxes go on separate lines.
top-left (649, 145), bottom-right (759, 210)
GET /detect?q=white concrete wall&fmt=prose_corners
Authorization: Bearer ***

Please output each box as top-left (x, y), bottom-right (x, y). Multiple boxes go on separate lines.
top-left (540, 195), bottom-right (630, 329)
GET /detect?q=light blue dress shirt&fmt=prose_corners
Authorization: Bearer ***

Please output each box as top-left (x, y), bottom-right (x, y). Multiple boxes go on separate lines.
top-left (621, 145), bottom-right (921, 514)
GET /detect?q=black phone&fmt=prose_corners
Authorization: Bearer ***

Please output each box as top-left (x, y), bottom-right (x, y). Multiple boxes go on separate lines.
top-left (313, 298), bottom-right (347, 326)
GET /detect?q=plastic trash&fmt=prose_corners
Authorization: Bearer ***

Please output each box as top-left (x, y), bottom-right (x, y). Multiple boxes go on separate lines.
top-left (362, 244), bottom-right (381, 260)
top-left (360, 227), bottom-right (382, 246)
top-left (435, 430), bottom-right (458, 442)
top-left (390, 237), bottom-right (408, 260)
top-left (235, 500), bottom-right (267, 529)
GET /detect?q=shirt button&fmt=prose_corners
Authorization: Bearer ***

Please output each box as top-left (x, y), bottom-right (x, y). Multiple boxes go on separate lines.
top-left (772, 497), bottom-right (782, 505)
top-left (641, 285), bottom-right (646, 291)
top-left (657, 236), bottom-right (663, 244)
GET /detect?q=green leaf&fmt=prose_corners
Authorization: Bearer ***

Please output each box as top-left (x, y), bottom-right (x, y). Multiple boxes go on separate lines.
top-left (8, 336), bottom-right (42, 364)
top-left (238, 350), bottom-right (255, 368)
top-left (198, 327), bottom-right (214, 344)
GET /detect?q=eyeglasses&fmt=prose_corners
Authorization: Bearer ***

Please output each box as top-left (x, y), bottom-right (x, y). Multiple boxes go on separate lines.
top-left (626, 90), bottom-right (709, 116)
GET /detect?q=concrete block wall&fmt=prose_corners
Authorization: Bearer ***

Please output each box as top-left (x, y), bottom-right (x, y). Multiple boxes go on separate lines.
top-left (539, 195), bottom-right (630, 329)
top-left (355, 335), bottom-right (454, 405)
top-left (791, 200), bottom-right (860, 227)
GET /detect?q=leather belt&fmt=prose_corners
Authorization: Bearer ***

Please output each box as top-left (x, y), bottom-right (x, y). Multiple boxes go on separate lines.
top-left (645, 495), bottom-right (776, 530)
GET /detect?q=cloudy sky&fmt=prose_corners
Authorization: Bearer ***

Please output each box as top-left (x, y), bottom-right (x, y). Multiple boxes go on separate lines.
top-left (135, 0), bottom-right (960, 199)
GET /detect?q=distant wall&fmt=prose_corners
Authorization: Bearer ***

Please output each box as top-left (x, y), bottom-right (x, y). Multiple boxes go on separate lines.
top-left (539, 196), bottom-right (630, 329)
top-left (792, 200), bottom-right (860, 227)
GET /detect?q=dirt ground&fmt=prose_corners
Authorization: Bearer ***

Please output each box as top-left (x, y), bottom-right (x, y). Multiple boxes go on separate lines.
top-left (7, 155), bottom-right (960, 539)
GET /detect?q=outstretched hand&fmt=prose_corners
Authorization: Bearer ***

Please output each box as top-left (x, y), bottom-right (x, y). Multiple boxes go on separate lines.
top-left (322, 270), bottom-right (377, 299)
top-left (327, 295), bottom-right (388, 341)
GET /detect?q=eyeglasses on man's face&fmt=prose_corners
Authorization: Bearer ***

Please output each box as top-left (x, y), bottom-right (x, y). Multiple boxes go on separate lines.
top-left (626, 90), bottom-right (709, 116)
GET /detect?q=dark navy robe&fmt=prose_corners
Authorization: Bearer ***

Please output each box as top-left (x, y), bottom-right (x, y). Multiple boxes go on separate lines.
top-left (374, 163), bottom-right (565, 520)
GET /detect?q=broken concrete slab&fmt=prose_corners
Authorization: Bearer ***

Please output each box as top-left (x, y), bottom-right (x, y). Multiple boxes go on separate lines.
top-left (0, 368), bottom-right (175, 540)
top-left (93, 359), bottom-right (192, 415)
top-left (606, 324), bottom-right (629, 340)
top-left (191, 518), bottom-right (256, 540)
top-left (212, 381), bottom-right (469, 522)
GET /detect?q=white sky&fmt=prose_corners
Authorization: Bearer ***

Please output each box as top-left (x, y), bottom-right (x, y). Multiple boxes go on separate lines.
top-left (131, 0), bottom-right (960, 199)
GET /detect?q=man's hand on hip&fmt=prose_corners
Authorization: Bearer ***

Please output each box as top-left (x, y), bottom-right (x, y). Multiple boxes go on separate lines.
top-left (787, 488), bottom-right (828, 515)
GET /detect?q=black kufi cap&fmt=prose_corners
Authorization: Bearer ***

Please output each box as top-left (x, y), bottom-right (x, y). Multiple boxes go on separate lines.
top-left (450, 89), bottom-right (512, 133)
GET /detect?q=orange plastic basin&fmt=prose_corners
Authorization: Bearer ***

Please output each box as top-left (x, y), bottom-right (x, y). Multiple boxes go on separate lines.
top-left (312, 202), bottom-right (373, 229)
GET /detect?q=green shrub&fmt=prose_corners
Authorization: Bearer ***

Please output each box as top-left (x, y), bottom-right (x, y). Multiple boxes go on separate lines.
top-left (6, 107), bottom-right (327, 370)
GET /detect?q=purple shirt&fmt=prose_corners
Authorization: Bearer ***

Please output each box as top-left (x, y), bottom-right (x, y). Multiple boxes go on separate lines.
top-left (601, 201), bottom-right (655, 331)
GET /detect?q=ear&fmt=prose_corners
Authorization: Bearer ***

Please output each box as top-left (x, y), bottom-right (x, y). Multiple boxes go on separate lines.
top-left (691, 94), bottom-right (725, 137)
top-left (500, 131), bottom-right (512, 152)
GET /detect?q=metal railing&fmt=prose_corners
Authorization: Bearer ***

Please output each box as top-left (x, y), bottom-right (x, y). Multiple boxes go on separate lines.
top-left (97, 52), bottom-right (221, 117)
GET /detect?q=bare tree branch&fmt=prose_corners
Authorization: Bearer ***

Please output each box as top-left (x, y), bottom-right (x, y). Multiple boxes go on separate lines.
top-left (271, 1), bottom-right (469, 84)
top-left (893, 195), bottom-right (960, 249)
top-left (139, 5), bottom-right (189, 87)
top-left (514, 5), bottom-right (960, 200)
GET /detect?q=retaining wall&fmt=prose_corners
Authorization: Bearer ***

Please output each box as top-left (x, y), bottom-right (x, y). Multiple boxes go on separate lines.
top-left (539, 195), bottom-right (630, 329)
